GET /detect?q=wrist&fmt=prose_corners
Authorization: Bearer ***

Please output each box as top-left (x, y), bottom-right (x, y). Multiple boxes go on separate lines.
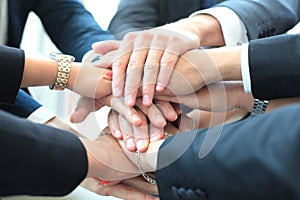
top-left (189, 14), bottom-right (225, 46)
top-left (66, 62), bottom-right (80, 91)
top-left (206, 46), bottom-right (242, 81)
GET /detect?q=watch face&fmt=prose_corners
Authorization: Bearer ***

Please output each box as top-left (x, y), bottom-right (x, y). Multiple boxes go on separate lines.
top-left (50, 52), bottom-right (75, 62)
top-left (50, 52), bottom-right (60, 61)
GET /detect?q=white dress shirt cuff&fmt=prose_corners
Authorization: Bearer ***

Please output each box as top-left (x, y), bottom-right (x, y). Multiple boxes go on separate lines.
top-left (27, 106), bottom-right (56, 124)
top-left (190, 7), bottom-right (248, 46)
top-left (241, 43), bottom-right (252, 93)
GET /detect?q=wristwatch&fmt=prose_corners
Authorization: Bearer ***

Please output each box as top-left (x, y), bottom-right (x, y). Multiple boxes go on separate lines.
top-left (251, 99), bottom-right (269, 115)
top-left (49, 52), bottom-right (75, 91)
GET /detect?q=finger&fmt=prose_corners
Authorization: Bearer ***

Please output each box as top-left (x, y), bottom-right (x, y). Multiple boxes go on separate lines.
top-left (91, 50), bottom-right (118, 69)
top-left (112, 33), bottom-right (136, 97)
top-left (92, 40), bottom-right (120, 54)
top-left (102, 183), bottom-right (159, 200)
top-left (107, 110), bottom-right (122, 139)
top-left (149, 123), bottom-right (164, 142)
top-left (171, 103), bottom-right (182, 115)
top-left (135, 98), bottom-right (166, 128)
top-left (123, 176), bottom-right (159, 195)
top-left (156, 51), bottom-right (179, 92)
top-left (133, 110), bottom-right (149, 152)
top-left (102, 96), bottom-right (142, 126)
top-left (124, 49), bottom-right (148, 106)
top-left (70, 97), bottom-right (104, 123)
top-left (155, 100), bottom-right (178, 122)
top-left (178, 113), bottom-right (196, 132)
top-left (124, 33), bottom-right (152, 106)
top-left (142, 34), bottom-right (166, 106)
top-left (118, 114), bottom-right (136, 151)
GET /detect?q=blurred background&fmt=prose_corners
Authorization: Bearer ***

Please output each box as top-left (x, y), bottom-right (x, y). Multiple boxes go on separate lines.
top-left (21, 0), bottom-right (120, 140)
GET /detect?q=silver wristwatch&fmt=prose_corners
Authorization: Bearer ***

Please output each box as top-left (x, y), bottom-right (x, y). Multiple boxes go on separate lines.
top-left (251, 99), bottom-right (269, 115)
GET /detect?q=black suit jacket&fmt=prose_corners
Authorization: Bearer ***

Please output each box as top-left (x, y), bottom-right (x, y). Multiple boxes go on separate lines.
top-left (0, 46), bottom-right (87, 196)
top-left (109, 0), bottom-right (224, 39)
top-left (157, 104), bottom-right (300, 200)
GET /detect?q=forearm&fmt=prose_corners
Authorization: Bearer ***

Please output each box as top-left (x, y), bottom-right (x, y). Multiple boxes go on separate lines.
top-left (21, 52), bottom-right (112, 98)
top-left (21, 54), bottom-right (59, 87)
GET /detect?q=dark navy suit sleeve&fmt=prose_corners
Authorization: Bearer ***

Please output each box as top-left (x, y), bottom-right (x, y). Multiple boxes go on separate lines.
top-left (0, 90), bottom-right (41, 118)
top-left (156, 104), bottom-right (300, 200)
top-left (0, 109), bottom-right (88, 196)
top-left (248, 34), bottom-right (300, 99)
top-left (216, 0), bottom-right (300, 40)
top-left (33, 0), bottom-right (114, 61)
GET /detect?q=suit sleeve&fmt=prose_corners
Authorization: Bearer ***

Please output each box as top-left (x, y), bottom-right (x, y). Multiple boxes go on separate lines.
top-left (108, 0), bottom-right (159, 39)
top-left (215, 0), bottom-right (300, 40)
top-left (0, 109), bottom-right (88, 197)
top-left (0, 89), bottom-right (41, 118)
top-left (248, 34), bottom-right (300, 99)
top-left (156, 104), bottom-right (300, 200)
top-left (34, 0), bottom-right (114, 61)
top-left (0, 46), bottom-right (24, 105)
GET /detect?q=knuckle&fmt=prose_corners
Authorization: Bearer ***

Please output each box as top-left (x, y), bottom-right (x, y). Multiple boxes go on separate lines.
top-left (144, 61), bottom-right (159, 71)
top-left (128, 58), bottom-right (142, 71)
top-left (124, 32), bottom-right (137, 41)
top-left (161, 54), bottom-right (176, 67)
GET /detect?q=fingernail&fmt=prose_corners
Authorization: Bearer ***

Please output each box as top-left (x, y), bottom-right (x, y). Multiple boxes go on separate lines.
top-left (132, 114), bottom-right (141, 125)
top-left (100, 180), bottom-right (110, 185)
top-left (114, 129), bottom-right (122, 138)
top-left (156, 83), bottom-right (165, 92)
top-left (113, 87), bottom-right (120, 97)
top-left (126, 138), bottom-right (135, 150)
top-left (143, 95), bottom-right (151, 105)
top-left (105, 70), bottom-right (113, 78)
top-left (136, 140), bottom-right (146, 151)
top-left (150, 134), bottom-right (161, 142)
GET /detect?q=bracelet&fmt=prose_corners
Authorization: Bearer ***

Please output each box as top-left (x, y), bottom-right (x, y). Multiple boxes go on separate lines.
top-left (251, 99), bottom-right (269, 115)
top-left (135, 151), bottom-right (157, 184)
top-left (49, 52), bottom-right (75, 91)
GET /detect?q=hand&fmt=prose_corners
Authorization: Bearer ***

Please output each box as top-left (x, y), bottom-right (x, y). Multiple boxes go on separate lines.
top-left (81, 176), bottom-right (159, 200)
top-left (107, 98), bottom-right (179, 152)
top-left (83, 125), bottom-right (164, 180)
top-left (82, 131), bottom-right (140, 181)
top-left (156, 81), bottom-right (253, 112)
top-left (93, 27), bottom-right (200, 108)
top-left (67, 46), bottom-right (117, 99)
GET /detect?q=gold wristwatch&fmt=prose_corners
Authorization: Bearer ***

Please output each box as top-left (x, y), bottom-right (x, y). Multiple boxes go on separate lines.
top-left (49, 52), bottom-right (75, 91)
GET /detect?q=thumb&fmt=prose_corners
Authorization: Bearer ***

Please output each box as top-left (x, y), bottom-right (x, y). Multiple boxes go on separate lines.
top-left (70, 106), bottom-right (91, 123)
top-left (92, 40), bottom-right (120, 55)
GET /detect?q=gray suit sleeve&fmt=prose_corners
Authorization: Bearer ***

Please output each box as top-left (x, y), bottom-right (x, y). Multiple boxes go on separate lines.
top-left (108, 0), bottom-right (159, 39)
top-left (215, 0), bottom-right (300, 40)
